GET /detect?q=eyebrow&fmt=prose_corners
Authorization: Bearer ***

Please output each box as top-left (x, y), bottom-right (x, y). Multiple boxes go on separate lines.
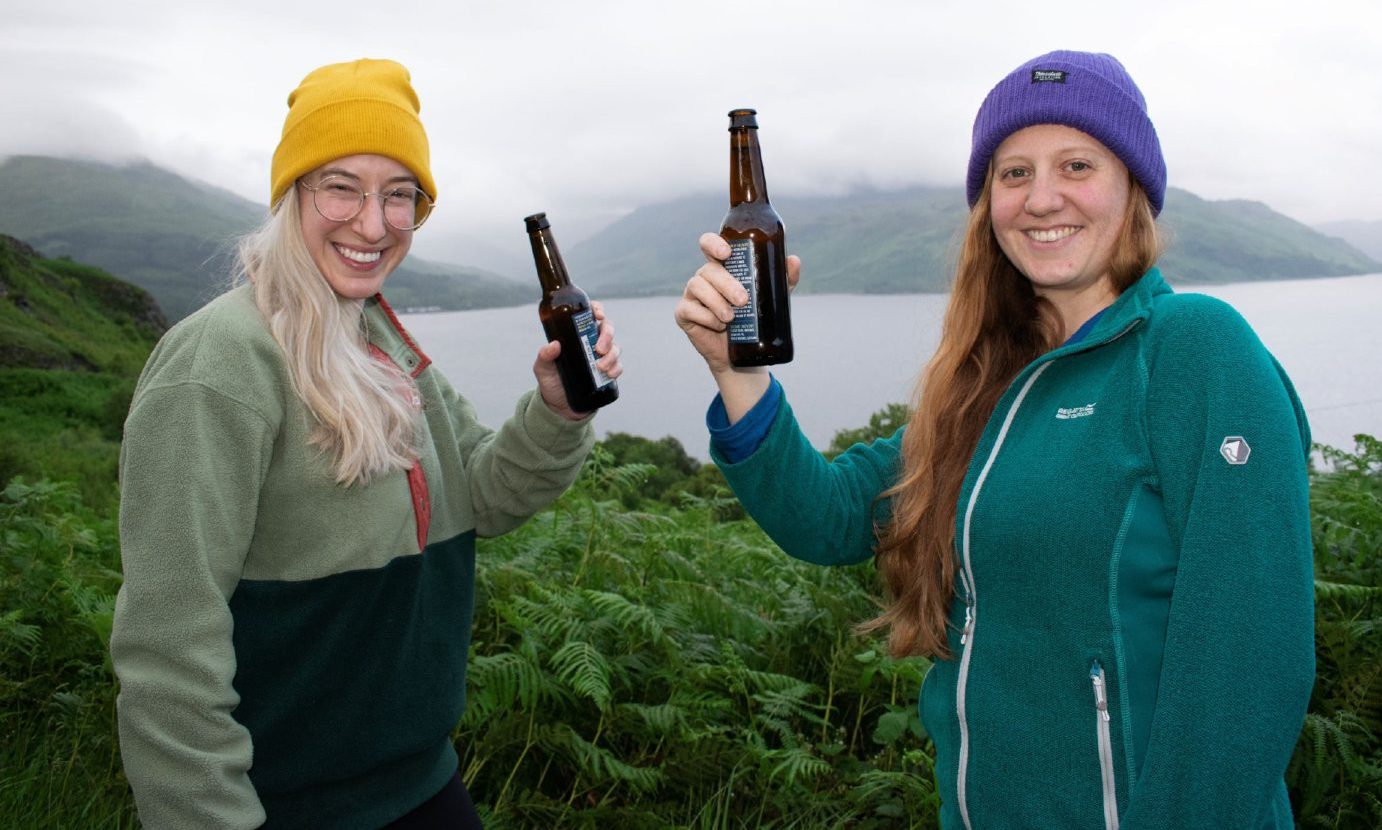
top-left (995, 145), bottom-right (1107, 162)
top-left (318, 167), bottom-right (419, 186)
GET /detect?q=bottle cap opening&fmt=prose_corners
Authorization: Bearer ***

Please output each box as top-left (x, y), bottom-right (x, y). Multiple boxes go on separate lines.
top-left (727, 108), bottom-right (759, 129)
top-left (523, 212), bottom-right (550, 232)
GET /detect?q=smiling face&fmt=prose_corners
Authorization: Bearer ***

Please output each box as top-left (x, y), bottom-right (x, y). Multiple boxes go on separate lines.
top-left (989, 124), bottom-right (1131, 326)
top-left (298, 154), bottom-right (416, 300)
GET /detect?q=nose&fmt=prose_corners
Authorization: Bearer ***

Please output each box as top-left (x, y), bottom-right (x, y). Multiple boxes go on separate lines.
top-left (352, 194), bottom-right (390, 241)
top-left (1024, 170), bottom-right (1064, 216)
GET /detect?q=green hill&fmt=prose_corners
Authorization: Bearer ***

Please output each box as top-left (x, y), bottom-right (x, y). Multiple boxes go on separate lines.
top-left (0, 156), bottom-right (531, 321)
top-left (0, 235), bottom-right (164, 374)
top-left (1158, 190), bottom-right (1382, 284)
top-left (0, 234), bottom-right (167, 508)
top-left (567, 185), bottom-right (1382, 297)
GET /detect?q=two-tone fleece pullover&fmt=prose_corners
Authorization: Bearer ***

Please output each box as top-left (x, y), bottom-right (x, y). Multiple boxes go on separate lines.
top-left (111, 284), bottom-right (594, 829)
top-left (712, 269), bottom-right (1315, 830)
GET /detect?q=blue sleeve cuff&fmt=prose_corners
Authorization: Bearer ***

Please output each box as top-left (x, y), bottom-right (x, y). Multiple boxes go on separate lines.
top-left (707, 376), bottom-right (783, 464)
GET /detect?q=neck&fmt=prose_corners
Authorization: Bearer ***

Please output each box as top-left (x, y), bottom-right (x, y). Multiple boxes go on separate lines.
top-left (1039, 280), bottom-right (1117, 343)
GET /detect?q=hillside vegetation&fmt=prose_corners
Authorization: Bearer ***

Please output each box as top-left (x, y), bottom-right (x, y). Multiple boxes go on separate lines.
top-left (0, 235), bottom-right (165, 510)
top-left (3, 418), bottom-right (1379, 828)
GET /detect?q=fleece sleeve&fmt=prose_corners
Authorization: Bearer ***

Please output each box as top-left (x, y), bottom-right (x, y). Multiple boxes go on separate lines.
top-left (435, 375), bottom-right (595, 538)
top-left (110, 381), bottom-right (275, 830)
top-left (712, 393), bottom-right (902, 567)
top-left (1123, 295), bottom-right (1315, 829)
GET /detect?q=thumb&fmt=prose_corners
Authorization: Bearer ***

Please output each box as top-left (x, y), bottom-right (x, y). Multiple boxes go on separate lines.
top-left (536, 340), bottom-right (562, 364)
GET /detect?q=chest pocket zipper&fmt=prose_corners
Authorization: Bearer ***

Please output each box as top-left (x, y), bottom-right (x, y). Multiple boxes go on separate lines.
top-left (1090, 661), bottom-right (1120, 830)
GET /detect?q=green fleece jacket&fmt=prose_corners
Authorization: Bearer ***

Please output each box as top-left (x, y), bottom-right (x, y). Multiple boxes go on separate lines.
top-left (111, 284), bottom-right (594, 829)
top-left (713, 269), bottom-right (1314, 830)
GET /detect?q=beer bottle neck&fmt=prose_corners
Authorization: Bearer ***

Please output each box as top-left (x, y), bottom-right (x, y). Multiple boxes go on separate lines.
top-left (728, 127), bottom-right (769, 207)
top-left (528, 229), bottom-right (571, 294)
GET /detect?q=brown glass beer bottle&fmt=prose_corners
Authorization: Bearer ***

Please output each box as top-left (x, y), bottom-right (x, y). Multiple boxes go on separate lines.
top-left (524, 212), bottom-right (619, 412)
top-left (721, 108), bottom-right (793, 366)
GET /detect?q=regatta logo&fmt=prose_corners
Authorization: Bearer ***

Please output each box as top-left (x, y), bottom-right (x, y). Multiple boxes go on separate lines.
top-left (1220, 436), bottom-right (1251, 465)
top-left (1055, 403), bottom-right (1096, 420)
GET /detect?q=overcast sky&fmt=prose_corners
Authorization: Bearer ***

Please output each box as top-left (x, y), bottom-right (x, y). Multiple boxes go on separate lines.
top-left (3, 0), bottom-right (1380, 268)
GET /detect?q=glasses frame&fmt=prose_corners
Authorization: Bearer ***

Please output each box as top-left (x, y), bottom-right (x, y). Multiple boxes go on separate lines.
top-left (298, 175), bottom-right (434, 231)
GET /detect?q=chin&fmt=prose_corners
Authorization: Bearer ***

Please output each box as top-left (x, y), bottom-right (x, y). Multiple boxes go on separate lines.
top-left (334, 281), bottom-right (388, 301)
top-left (321, 263), bottom-right (397, 301)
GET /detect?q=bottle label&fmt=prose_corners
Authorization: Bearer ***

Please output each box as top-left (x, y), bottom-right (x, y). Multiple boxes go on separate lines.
top-left (724, 239), bottom-right (759, 343)
top-left (572, 308), bottom-right (612, 388)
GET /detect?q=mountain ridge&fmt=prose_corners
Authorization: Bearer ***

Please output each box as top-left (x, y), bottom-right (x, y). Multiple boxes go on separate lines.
top-left (2, 156), bottom-right (1377, 322)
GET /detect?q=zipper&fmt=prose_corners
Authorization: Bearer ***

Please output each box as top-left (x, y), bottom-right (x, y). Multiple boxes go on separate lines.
top-left (950, 317), bottom-right (1144, 828)
top-left (952, 318), bottom-right (1142, 830)
top-left (1090, 661), bottom-right (1120, 830)
top-left (958, 568), bottom-right (974, 645)
top-left (954, 361), bottom-right (1052, 830)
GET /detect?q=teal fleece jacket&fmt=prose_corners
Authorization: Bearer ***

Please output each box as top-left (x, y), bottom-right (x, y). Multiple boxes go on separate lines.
top-left (111, 284), bottom-right (594, 829)
top-left (713, 269), bottom-right (1314, 830)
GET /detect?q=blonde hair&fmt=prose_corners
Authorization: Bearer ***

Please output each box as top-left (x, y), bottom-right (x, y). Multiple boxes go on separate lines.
top-left (864, 172), bottom-right (1161, 659)
top-left (236, 187), bottom-right (418, 486)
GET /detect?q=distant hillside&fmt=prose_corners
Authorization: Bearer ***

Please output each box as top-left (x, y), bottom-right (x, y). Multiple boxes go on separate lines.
top-left (1158, 191), bottom-right (1381, 284)
top-left (7, 156), bottom-right (1375, 314)
top-left (568, 186), bottom-right (1382, 297)
top-left (0, 156), bottom-right (531, 321)
top-left (1314, 219), bottom-right (1382, 263)
top-left (567, 187), bottom-right (967, 296)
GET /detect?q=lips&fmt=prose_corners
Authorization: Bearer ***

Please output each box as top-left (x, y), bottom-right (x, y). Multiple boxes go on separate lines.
top-left (334, 243), bottom-right (383, 265)
top-left (1024, 226), bottom-right (1080, 243)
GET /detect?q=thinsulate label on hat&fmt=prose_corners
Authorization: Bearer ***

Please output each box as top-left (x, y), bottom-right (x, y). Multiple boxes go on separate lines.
top-left (1032, 70), bottom-right (1067, 83)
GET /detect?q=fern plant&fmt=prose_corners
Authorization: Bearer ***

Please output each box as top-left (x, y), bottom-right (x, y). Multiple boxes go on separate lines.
top-left (0, 478), bottom-right (134, 828)
top-left (1287, 435), bottom-right (1382, 829)
top-left (456, 454), bottom-right (934, 828)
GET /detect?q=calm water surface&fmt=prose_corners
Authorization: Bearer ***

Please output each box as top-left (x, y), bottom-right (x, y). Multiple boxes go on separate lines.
top-left (401, 274), bottom-right (1382, 459)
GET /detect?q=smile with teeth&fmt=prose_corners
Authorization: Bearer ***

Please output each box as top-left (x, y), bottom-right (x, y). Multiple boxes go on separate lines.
top-left (1025, 226), bottom-right (1080, 243)
top-left (334, 243), bottom-right (382, 264)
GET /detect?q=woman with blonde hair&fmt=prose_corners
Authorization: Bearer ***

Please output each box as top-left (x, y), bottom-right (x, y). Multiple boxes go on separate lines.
top-left (111, 58), bottom-right (621, 828)
top-left (676, 50), bottom-right (1313, 829)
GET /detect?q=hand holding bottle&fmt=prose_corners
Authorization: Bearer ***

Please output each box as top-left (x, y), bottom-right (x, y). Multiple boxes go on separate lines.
top-left (534, 300), bottom-right (621, 421)
top-left (674, 233), bottom-right (800, 422)
top-left (526, 212), bottom-right (621, 419)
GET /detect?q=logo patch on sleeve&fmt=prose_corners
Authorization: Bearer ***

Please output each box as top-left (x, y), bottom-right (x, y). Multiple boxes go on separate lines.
top-left (1220, 436), bottom-right (1251, 465)
top-left (1031, 69), bottom-right (1067, 84)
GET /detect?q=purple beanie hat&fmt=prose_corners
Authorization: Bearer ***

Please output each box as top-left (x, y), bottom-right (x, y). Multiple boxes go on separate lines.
top-left (966, 50), bottom-right (1167, 215)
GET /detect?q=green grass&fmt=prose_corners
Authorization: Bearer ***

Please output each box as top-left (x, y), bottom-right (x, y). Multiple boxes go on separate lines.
top-left (0, 369), bottom-right (133, 514)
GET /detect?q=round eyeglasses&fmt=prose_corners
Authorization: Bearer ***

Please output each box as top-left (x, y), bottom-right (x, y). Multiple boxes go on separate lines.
top-left (299, 175), bottom-right (434, 231)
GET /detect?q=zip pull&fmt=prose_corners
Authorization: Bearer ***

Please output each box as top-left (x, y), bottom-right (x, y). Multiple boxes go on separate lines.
top-left (1090, 663), bottom-right (1111, 722)
top-left (961, 604), bottom-right (974, 645)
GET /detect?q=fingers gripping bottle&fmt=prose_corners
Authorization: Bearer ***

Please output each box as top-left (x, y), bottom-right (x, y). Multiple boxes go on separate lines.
top-left (524, 212), bottom-right (619, 412)
top-left (721, 108), bottom-right (793, 367)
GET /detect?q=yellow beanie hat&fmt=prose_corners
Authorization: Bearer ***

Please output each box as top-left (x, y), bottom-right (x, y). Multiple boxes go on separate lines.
top-left (269, 58), bottom-right (436, 209)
